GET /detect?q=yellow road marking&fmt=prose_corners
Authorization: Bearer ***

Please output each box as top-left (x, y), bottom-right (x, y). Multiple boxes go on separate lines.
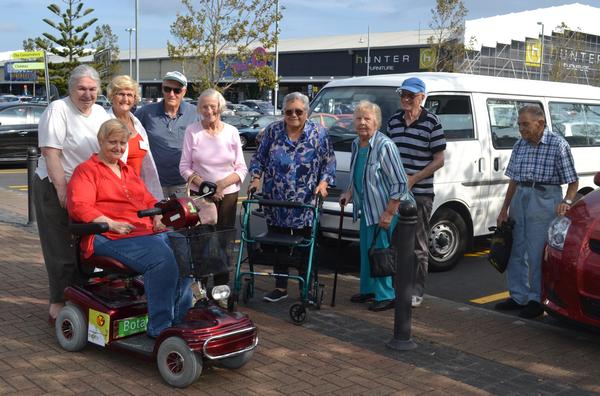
top-left (470, 291), bottom-right (509, 305)
top-left (0, 169), bottom-right (26, 174)
top-left (8, 185), bottom-right (28, 188)
top-left (17, 188), bottom-right (28, 191)
top-left (464, 249), bottom-right (490, 257)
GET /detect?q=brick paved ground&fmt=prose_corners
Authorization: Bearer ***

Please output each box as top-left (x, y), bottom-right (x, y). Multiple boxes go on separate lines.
top-left (2, 186), bottom-right (600, 395)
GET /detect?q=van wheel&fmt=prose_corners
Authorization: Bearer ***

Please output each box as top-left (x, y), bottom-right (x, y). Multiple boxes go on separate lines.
top-left (428, 208), bottom-right (468, 272)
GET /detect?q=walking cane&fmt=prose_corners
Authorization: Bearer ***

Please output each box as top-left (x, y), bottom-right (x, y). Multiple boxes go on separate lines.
top-left (330, 199), bottom-right (345, 307)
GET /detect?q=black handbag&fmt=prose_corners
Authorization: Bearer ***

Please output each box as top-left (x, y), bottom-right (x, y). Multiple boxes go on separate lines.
top-left (368, 227), bottom-right (396, 278)
top-left (487, 219), bottom-right (515, 273)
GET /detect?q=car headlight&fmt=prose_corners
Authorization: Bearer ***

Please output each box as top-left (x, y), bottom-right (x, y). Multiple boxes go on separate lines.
top-left (211, 285), bottom-right (231, 301)
top-left (547, 216), bottom-right (571, 250)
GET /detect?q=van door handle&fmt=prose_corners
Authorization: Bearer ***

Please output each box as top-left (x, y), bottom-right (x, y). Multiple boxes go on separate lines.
top-left (494, 157), bottom-right (499, 171)
top-left (478, 158), bottom-right (484, 173)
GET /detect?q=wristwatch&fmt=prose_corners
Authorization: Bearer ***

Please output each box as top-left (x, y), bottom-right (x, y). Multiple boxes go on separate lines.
top-left (562, 199), bottom-right (573, 205)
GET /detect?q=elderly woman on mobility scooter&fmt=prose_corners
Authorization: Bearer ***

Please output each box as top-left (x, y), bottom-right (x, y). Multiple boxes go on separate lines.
top-left (339, 101), bottom-right (413, 312)
top-left (67, 119), bottom-right (193, 337)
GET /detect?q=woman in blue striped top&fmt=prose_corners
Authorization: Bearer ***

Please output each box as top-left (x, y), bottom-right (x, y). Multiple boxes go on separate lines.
top-left (339, 101), bottom-right (413, 312)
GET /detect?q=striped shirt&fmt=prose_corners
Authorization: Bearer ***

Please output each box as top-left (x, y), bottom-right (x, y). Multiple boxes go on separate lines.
top-left (387, 108), bottom-right (446, 197)
top-left (348, 132), bottom-right (414, 227)
top-left (506, 129), bottom-right (577, 185)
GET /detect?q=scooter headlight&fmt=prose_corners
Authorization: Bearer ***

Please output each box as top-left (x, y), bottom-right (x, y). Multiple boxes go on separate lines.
top-left (547, 216), bottom-right (571, 251)
top-left (211, 285), bottom-right (231, 301)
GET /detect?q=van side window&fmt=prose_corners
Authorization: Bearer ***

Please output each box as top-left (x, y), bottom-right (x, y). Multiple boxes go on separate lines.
top-left (424, 95), bottom-right (474, 140)
top-left (549, 102), bottom-right (600, 147)
top-left (487, 99), bottom-right (542, 149)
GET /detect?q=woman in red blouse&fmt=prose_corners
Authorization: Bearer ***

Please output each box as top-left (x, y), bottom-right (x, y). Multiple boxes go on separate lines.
top-left (67, 119), bottom-right (192, 338)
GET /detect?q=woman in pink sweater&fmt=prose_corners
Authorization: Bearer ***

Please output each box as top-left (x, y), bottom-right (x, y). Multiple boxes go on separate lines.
top-left (180, 89), bottom-right (248, 227)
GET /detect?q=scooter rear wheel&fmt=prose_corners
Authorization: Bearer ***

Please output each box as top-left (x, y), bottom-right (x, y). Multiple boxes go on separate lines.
top-left (157, 336), bottom-right (202, 388)
top-left (55, 305), bottom-right (88, 352)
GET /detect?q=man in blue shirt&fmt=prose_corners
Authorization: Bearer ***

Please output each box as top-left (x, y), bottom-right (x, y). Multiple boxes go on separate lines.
top-left (496, 105), bottom-right (578, 319)
top-left (135, 71), bottom-right (198, 197)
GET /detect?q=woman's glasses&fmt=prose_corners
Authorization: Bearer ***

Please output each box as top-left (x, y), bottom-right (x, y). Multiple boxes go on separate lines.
top-left (163, 86), bottom-right (183, 94)
top-left (285, 108), bottom-right (304, 117)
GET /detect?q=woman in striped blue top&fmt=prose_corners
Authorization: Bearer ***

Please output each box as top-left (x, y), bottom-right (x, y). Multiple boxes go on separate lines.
top-left (339, 101), bottom-right (413, 312)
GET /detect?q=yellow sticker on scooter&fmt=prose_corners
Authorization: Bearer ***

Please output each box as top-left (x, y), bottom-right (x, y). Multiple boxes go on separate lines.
top-left (88, 309), bottom-right (110, 347)
top-left (187, 201), bottom-right (197, 213)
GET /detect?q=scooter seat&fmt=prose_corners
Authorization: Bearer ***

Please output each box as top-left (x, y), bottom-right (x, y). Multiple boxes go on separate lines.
top-left (81, 255), bottom-right (139, 276)
top-left (254, 232), bottom-right (305, 246)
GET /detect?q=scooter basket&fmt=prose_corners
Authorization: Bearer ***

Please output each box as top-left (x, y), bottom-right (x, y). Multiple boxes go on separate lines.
top-left (168, 225), bottom-right (236, 279)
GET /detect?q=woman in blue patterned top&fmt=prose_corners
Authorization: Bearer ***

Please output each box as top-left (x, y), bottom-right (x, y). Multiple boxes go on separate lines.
top-left (340, 101), bottom-right (413, 312)
top-left (248, 92), bottom-right (336, 302)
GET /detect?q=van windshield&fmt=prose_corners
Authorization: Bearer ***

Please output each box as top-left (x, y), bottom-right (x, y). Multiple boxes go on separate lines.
top-left (310, 86), bottom-right (400, 152)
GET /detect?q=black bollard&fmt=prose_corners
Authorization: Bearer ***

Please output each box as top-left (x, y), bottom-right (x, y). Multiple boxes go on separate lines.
top-left (27, 147), bottom-right (38, 225)
top-left (386, 200), bottom-right (418, 351)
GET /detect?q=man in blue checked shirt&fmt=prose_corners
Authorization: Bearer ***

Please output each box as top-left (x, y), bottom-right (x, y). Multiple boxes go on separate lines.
top-left (495, 105), bottom-right (578, 319)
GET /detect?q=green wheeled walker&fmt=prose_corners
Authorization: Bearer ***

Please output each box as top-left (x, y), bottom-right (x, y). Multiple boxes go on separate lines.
top-left (232, 189), bottom-right (324, 325)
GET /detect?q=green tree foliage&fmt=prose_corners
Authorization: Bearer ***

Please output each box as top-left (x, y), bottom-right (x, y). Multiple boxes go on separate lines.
top-left (427, 0), bottom-right (468, 72)
top-left (168, 0), bottom-right (281, 92)
top-left (24, 0), bottom-right (100, 93)
top-left (547, 23), bottom-right (599, 85)
top-left (92, 24), bottom-right (121, 83)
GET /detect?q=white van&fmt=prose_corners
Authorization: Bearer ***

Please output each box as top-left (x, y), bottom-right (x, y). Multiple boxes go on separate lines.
top-left (311, 72), bottom-right (600, 271)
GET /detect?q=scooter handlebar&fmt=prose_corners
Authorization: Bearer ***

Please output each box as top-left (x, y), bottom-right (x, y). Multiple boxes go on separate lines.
top-left (137, 207), bottom-right (163, 218)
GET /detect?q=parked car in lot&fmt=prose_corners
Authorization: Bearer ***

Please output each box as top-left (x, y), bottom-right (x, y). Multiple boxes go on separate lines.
top-left (237, 115), bottom-right (282, 149)
top-left (543, 172), bottom-right (600, 329)
top-left (95, 95), bottom-right (111, 109)
top-left (227, 103), bottom-right (260, 117)
top-left (0, 94), bottom-right (20, 103)
top-left (0, 103), bottom-right (46, 162)
top-left (240, 99), bottom-right (275, 115)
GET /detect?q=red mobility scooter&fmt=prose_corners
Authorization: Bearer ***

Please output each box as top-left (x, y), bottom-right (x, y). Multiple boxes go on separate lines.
top-left (55, 182), bottom-right (258, 388)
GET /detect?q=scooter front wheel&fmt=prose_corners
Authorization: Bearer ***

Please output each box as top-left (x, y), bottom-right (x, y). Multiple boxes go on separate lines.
top-left (55, 305), bottom-right (88, 352)
top-left (157, 336), bottom-right (202, 388)
top-left (217, 349), bottom-right (254, 369)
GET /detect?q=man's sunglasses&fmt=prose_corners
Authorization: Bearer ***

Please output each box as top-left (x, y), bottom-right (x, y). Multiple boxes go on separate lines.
top-left (163, 86), bottom-right (183, 94)
top-left (285, 108), bottom-right (304, 116)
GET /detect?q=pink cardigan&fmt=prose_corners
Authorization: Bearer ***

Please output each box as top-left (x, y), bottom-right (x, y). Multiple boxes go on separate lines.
top-left (179, 121), bottom-right (248, 194)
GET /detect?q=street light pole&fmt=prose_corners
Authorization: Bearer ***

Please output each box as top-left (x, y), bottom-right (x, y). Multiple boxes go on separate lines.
top-left (125, 28), bottom-right (135, 77)
top-left (366, 26), bottom-right (371, 76)
top-left (135, 0), bottom-right (139, 83)
top-left (537, 21), bottom-right (544, 81)
top-left (273, 0), bottom-right (280, 116)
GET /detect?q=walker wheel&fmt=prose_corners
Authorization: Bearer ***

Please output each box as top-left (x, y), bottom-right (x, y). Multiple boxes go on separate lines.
top-left (242, 280), bottom-right (253, 304)
top-left (289, 303), bottom-right (308, 325)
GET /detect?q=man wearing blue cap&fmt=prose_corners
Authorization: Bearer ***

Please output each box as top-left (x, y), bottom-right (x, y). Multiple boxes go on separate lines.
top-left (135, 71), bottom-right (198, 197)
top-left (387, 77), bottom-right (446, 308)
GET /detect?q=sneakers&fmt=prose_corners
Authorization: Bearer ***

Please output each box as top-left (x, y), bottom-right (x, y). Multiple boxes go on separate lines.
top-left (411, 296), bottom-right (423, 308)
top-left (494, 298), bottom-right (526, 311)
top-left (368, 299), bottom-right (395, 311)
top-left (263, 289), bottom-right (288, 302)
top-left (350, 293), bottom-right (375, 303)
top-left (518, 301), bottom-right (544, 319)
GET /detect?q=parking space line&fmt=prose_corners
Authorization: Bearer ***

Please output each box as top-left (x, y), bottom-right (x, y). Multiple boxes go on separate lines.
top-left (469, 291), bottom-right (509, 304)
top-left (464, 249), bottom-right (490, 257)
top-left (8, 185), bottom-right (28, 189)
top-left (0, 169), bottom-right (26, 174)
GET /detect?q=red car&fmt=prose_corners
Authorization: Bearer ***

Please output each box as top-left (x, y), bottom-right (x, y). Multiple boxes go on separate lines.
top-left (542, 173), bottom-right (600, 328)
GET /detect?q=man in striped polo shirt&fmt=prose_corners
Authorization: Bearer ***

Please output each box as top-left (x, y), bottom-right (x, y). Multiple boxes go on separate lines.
top-left (387, 77), bottom-right (446, 308)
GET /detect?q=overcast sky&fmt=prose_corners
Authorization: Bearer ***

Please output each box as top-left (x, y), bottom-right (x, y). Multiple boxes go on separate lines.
top-left (1, 0), bottom-right (597, 52)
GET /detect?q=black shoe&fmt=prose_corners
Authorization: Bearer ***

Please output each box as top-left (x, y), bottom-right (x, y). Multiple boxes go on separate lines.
top-left (494, 298), bottom-right (525, 311)
top-left (263, 289), bottom-right (288, 302)
top-left (350, 293), bottom-right (375, 303)
top-left (518, 301), bottom-right (544, 319)
top-left (368, 299), bottom-right (395, 312)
